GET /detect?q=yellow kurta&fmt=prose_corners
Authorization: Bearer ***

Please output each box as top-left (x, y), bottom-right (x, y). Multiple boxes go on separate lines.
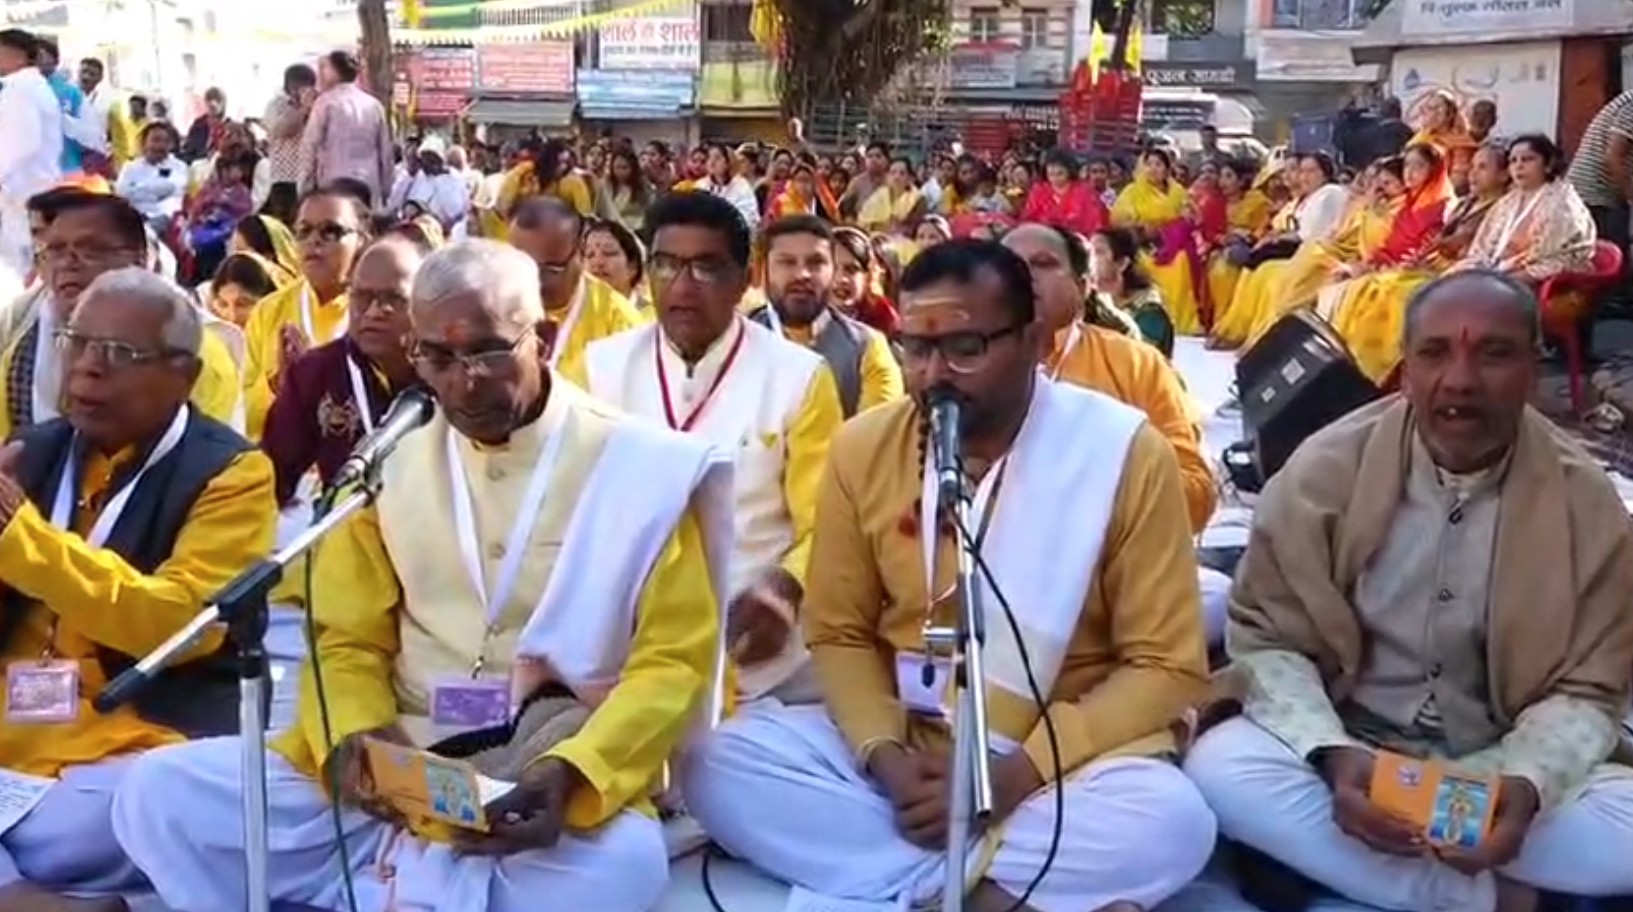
top-left (0, 447), bottom-right (276, 777)
top-left (482, 168), bottom-right (595, 241)
top-left (1048, 323), bottom-right (1215, 533)
top-left (242, 280), bottom-right (349, 441)
top-left (805, 398), bottom-right (1208, 780)
top-left (1328, 268), bottom-right (1437, 383)
top-left (783, 319), bottom-right (904, 413)
top-left (272, 385), bottom-right (719, 831)
top-left (1112, 177), bottom-right (1203, 336)
top-left (551, 275), bottom-right (644, 384)
top-left (0, 309), bottom-right (242, 441)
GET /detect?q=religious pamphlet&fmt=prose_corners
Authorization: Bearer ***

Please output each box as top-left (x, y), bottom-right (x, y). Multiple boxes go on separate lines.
top-left (362, 738), bottom-right (515, 833)
top-left (1369, 751), bottom-right (1498, 849)
top-left (0, 767), bottom-right (52, 839)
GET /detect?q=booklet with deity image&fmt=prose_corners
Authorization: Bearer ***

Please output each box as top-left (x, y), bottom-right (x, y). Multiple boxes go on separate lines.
top-left (1369, 750), bottom-right (1498, 849)
top-left (362, 737), bottom-right (516, 833)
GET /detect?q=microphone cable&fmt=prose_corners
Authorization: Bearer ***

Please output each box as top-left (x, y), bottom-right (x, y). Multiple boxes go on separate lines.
top-left (302, 485), bottom-right (363, 912)
top-left (700, 492), bottom-right (1062, 912)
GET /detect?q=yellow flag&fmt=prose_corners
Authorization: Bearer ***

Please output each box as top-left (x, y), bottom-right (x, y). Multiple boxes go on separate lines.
top-left (750, 0), bottom-right (781, 50)
top-left (402, 0), bottom-right (423, 28)
top-left (1125, 19), bottom-right (1143, 74)
top-left (1087, 22), bottom-right (1106, 84)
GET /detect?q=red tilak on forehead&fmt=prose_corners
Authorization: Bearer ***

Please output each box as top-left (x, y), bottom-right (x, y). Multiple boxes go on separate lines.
top-left (445, 322), bottom-right (471, 346)
top-left (923, 315), bottom-right (941, 332)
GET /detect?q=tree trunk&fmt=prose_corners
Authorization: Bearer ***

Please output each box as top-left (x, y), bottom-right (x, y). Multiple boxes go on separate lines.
top-left (358, 0), bottom-right (393, 101)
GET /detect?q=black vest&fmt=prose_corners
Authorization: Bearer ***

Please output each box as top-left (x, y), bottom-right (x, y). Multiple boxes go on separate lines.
top-left (748, 306), bottom-right (867, 417)
top-left (0, 410), bottom-right (256, 737)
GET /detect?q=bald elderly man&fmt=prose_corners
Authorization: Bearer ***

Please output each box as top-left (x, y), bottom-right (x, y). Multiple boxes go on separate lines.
top-left (1186, 271), bottom-right (1633, 911)
top-left (112, 240), bottom-right (731, 912)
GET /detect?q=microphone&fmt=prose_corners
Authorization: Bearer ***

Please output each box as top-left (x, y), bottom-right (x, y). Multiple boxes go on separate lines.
top-left (328, 387), bottom-right (437, 492)
top-left (927, 387), bottom-right (965, 507)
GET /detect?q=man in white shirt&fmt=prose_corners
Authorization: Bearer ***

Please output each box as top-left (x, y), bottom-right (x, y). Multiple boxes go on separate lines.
top-left (385, 136), bottom-right (469, 230)
top-left (0, 30), bottom-right (64, 275)
top-left (115, 122), bottom-right (187, 234)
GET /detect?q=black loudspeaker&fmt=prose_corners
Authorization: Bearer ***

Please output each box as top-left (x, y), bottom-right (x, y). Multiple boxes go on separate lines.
top-left (1230, 310), bottom-right (1380, 491)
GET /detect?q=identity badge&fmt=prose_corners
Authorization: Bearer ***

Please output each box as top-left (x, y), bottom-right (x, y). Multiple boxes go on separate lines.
top-left (430, 678), bottom-right (511, 731)
top-left (894, 652), bottom-right (951, 716)
top-left (6, 660), bottom-right (82, 724)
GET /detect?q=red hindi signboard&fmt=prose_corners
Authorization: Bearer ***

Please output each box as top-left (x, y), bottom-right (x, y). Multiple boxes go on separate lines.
top-left (476, 43), bottom-right (576, 94)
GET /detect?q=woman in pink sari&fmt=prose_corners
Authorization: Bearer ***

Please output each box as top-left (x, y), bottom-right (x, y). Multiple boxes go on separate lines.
top-left (1110, 148), bottom-right (1207, 333)
top-left (1020, 150), bottom-right (1107, 236)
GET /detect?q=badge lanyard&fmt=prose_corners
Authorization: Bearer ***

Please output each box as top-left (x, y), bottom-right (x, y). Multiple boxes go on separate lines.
top-left (548, 280), bottom-right (587, 370)
top-left (299, 285), bottom-right (348, 346)
top-left (655, 322), bottom-right (746, 432)
top-left (344, 355), bottom-right (377, 436)
top-left (1049, 323), bottom-right (1082, 382)
top-left (41, 405), bottom-right (190, 656)
top-left (32, 304), bottom-right (58, 422)
top-left (444, 423), bottom-right (566, 675)
top-left (917, 446), bottom-right (1008, 632)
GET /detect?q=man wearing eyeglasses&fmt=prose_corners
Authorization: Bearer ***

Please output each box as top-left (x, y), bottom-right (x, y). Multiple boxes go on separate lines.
top-left (749, 215), bottom-right (903, 418)
top-left (578, 192), bottom-right (843, 709)
top-left (684, 239), bottom-right (1215, 912)
top-left (113, 240), bottom-right (726, 912)
top-left (0, 266), bottom-right (275, 911)
top-left (507, 194), bottom-right (643, 382)
top-left (0, 188), bottom-right (241, 441)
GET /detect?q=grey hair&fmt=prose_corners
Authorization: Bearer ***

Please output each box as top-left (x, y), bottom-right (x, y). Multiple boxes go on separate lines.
top-left (74, 266), bottom-right (203, 355)
top-left (410, 239), bottom-right (542, 331)
top-left (1401, 268), bottom-right (1541, 348)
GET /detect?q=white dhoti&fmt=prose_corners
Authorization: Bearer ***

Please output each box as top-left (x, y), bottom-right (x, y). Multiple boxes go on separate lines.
top-left (111, 737), bottom-right (670, 912)
top-left (682, 704), bottom-right (1216, 912)
top-left (0, 760), bottom-right (144, 895)
top-left (1185, 716), bottom-right (1633, 911)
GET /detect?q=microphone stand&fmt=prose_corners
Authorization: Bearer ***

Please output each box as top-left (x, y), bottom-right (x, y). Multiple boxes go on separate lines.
top-left (922, 464), bottom-right (994, 912)
top-left (94, 470), bottom-right (386, 912)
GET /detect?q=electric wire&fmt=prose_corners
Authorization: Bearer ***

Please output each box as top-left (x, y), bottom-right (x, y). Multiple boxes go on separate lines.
top-left (701, 504), bottom-right (1063, 912)
top-left (305, 486), bottom-right (363, 912)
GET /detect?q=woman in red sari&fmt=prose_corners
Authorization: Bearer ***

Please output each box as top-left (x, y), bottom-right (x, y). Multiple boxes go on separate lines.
top-left (832, 226), bottom-right (901, 335)
top-left (1333, 142), bottom-right (1453, 280)
top-left (1020, 149), bottom-right (1107, 236)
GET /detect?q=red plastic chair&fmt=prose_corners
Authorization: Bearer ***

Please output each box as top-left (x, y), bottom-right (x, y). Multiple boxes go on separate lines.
top-left (1538, 240), bottom-right (1623, 414)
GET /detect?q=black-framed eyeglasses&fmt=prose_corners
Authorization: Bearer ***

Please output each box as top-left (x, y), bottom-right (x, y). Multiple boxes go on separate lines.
top-left (897, 324), bottom-right (1024, 375)
top-left (349, 289), bottom-right (409, 314)
top-left (54, 329), bottom-right (192, 369)
top-left (647, 252), bottom-right (735, 287)
top-left (294, 221), bottom-right (358, 244)
top-left (410, 332), bottom-right (533, 378)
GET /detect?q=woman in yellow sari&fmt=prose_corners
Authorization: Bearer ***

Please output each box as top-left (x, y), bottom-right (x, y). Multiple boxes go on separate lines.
top-left (1211, 152), bottom-right (1351, 346)
top-left (1335, 135), bottom-right (1594, 382)
top-left (483, 138), bottom-right (594, 240)
top-left (1111, 148), bottom-right (1204, 334)
top-left (1204, 158), bottom-right (1274, 325)
top-left (857, 157), bottom-right (927, 234)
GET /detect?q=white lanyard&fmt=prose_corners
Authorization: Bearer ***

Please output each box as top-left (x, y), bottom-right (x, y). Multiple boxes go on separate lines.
top-left (917, 445), bottom-right (1008, 616)
top-left (344, 354), bottom-right (376, 435)
top-left (445, 421), bottom-right (567, 648)
top-left (50, 405), bottom-right (190, 548)
top-left (1049, 323), bottom-right (1083, 381)
top-left (31, 303), bottom-right (57, 423)
top-left (548, 280), bottom-right (586, 370)
top-left (1491, 188), bottom-right (1545, 262)
top-left (298, 285), bottom-right (347, 345)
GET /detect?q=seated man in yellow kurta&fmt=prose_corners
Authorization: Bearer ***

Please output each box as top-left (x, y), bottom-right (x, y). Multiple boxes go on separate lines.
top-left (684, 240), bottom-right (1216, 912)
top-left (0, 188), bottom-right (241, 440)
top-left (0, 267), bottom-right (275, 910)
top-left (746, 215), bottom-right (904, 417)
top-left (112, 240), bottom-right (727, 912)
top-left (505, 194), bottom-right (642, 381)
top-left (1003, 223), bottom-right (1231, 648)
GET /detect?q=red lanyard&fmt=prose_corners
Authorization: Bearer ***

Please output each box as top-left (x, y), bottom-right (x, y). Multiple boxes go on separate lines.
top-left (655, 324), bottom-right (746, 432)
